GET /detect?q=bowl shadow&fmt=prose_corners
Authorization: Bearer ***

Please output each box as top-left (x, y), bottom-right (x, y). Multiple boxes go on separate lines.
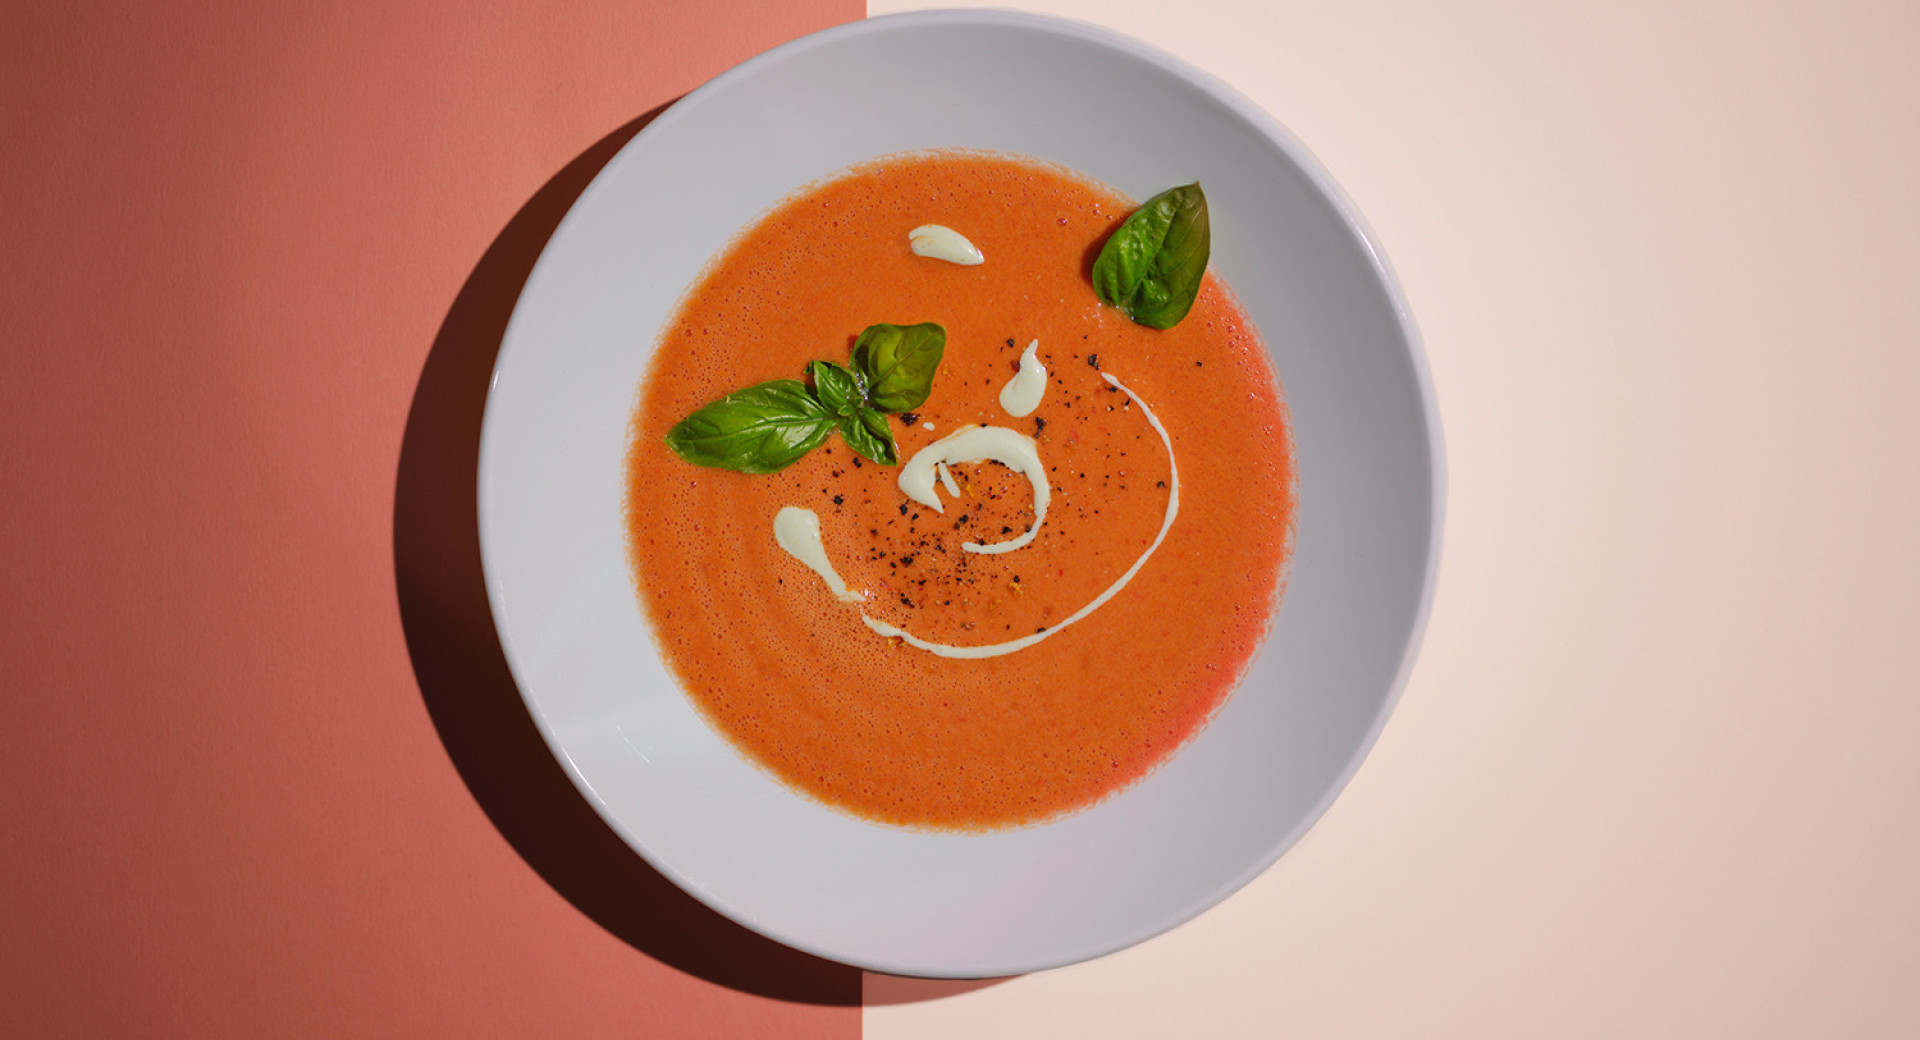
top-left (392, 103), bottom-right (881, 1005)
top-left (862, 975), bottom-right (1012, 1005)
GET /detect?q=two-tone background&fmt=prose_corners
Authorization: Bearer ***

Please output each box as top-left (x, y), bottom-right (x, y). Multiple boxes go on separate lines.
top-left (5, 1), bottom-right (1915, 1036)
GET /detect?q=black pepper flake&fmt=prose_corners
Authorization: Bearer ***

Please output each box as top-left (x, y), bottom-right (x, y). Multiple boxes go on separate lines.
top-left (1087, 353), bottom-right (1100, 369)
top-left (1156, 480), bottom-right (1167, 488)
top-left (900, 594), bottom-right (914, 608)
top-left (1006, 338), bottom-right (1016, 348)
top-left (832, 494), bottom-right (844, 505)
top-left (851, 457), bottom-right (863, 467)
top-left (1034, 417), bottom-right (1046, 435)
top-left (899, 412), bottom-right (919, 425)
top-left (1195, 360), bottom-right (1204, 367)
top-left (898, 503), bottom-right (909, 516)
top-left (899, 555), bottom-right (915, 566)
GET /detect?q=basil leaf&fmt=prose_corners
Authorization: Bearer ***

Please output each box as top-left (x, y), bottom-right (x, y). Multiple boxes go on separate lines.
top-left (851, 322), bottom-right (945, 412)
top-left (838, 406), bottom-right (899, 466)
top-left (1091, 182), bottom-right (1210, 329)
top-left (808, 359), bottom-right (863, 417)
top-left (664, 379), bottom-right (835, 474)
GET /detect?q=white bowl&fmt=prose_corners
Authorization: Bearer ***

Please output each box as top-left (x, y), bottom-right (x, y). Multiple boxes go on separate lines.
top-left (477, 9), bottom-right (1442, 978)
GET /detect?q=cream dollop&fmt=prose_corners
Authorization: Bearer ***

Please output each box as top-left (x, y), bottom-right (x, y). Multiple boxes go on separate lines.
top-left (997, 340), bottom-right (1047, 417)
top-left (772, 506), bottom-right (864, 603)
top-left (907, 224), bottom-right (985, 265)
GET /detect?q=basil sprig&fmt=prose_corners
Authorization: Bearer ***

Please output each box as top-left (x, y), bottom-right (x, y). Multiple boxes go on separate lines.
top-left (665, 323), bottom-right (943, 473)
top-left (1091, 182), bottom-right (1210, 330)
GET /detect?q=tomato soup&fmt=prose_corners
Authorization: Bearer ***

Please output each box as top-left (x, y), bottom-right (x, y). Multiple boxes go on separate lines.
top-left (626, 152), bottom-right (1294, 830)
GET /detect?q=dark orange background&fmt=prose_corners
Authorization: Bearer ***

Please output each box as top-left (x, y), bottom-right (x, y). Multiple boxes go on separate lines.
top-left (1, 2), bottom-right (863, 1035)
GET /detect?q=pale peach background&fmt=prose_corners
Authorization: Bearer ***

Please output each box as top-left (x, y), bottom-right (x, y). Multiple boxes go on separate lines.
top-left (867, 1), bottom-right (1920, 1037)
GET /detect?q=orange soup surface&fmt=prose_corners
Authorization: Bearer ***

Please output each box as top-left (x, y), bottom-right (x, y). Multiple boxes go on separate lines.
top-left (627, 152), bottom-right (1294, 830)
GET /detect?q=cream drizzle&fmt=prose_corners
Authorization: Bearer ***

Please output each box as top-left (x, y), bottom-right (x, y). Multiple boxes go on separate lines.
top-left (897, 425), bottom-right (1049, 555)
top-left (771, 376), bottom-right (1175, 663)
top-left (860, 373), bottom-right (1178, 658)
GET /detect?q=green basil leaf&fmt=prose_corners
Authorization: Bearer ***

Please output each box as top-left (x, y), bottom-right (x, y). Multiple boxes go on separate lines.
top-left (851, 322), bottom-right (945, 412)
top-left (808, 359), bottom-right (863, 417)
top-left (838, 406), bottom-right (899, 466)
top-left (1091, 182), bottom-right (1210, 330)
top-left (664, 379), bottom-right (835, 474)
